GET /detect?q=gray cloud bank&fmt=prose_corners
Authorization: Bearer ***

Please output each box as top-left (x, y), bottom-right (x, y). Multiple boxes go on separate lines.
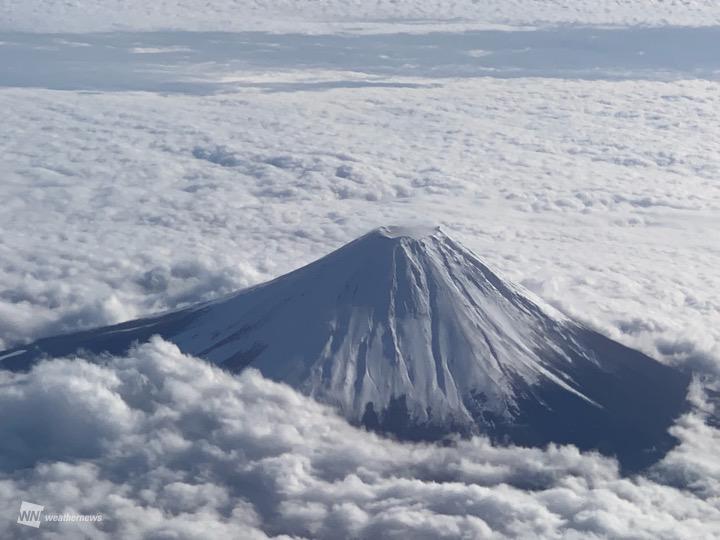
top-left (4, 0), bottom-right (720, 33)
top-left (0, 338), bottom-right (718, 539)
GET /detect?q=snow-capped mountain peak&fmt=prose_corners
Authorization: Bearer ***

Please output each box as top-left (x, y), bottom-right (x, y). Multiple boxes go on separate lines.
top-left (0, 226), bottom-right (690, 470)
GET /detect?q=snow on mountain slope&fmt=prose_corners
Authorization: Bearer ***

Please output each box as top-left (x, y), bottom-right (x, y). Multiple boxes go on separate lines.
top-left (0, 226), bottom-right (690, 470)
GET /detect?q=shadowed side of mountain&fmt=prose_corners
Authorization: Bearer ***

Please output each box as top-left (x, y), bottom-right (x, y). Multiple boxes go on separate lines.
top-left (358, 325), bottom-right (690, 473)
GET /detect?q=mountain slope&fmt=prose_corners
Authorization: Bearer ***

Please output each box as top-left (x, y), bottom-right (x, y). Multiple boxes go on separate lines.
top-left (0, 225), bottom-right (690, 470)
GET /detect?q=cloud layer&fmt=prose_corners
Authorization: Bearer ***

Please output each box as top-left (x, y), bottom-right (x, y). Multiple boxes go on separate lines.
top-left (1, 75), bottom-right (718, 377)
top-left (1, 16), bottom-right (719, 539)
top-left (0, 339), bottom-right (718, 539)
top-left (4, 0), bottom-right (720, 33)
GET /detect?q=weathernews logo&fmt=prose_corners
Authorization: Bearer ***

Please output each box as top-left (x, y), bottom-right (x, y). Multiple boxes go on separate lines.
top-left (17, 501), bottom-right (103, 528)
top-left (16, 502), bottom-right (43, 528)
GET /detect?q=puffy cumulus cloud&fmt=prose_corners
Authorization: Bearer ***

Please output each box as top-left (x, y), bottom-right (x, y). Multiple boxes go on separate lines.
top-left (0, 359), bottom-right (136, 470)
top-left (0, 338), bottom-right (719, 539)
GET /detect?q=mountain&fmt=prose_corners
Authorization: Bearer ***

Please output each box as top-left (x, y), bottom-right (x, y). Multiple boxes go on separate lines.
top-left (0, 225), bottom-right (690, 471)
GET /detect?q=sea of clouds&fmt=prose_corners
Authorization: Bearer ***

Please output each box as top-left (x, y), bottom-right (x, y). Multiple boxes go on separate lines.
top-left (1, 75), bottom-right (718, 376)
top-left (3, 0), bottom-right (720, 33)
top-left (0, 338), bottom-right (718, 539)
top-left (2, 2), bottom-right (720, 537)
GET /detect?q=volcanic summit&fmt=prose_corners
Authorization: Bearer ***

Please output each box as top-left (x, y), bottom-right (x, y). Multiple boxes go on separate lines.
top-left (0, 226), bottom-right (690, 470)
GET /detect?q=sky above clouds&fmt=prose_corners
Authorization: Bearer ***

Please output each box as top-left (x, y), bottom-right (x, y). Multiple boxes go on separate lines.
top-left (1, 1), bottom-right (720, 537)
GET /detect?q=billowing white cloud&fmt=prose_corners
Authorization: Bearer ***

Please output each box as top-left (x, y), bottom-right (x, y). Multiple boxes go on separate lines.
top-left (0, 339), bottom-right (718, 539)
